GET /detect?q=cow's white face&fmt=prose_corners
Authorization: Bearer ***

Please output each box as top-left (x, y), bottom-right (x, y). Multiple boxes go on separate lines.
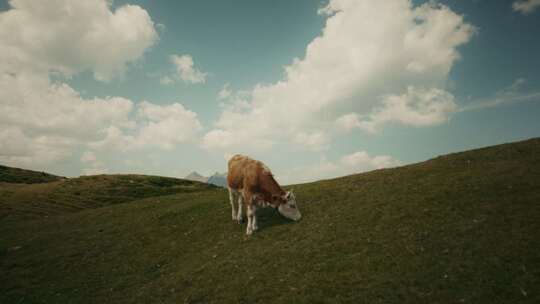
top-left (278, 191), bottom-right (301, 221)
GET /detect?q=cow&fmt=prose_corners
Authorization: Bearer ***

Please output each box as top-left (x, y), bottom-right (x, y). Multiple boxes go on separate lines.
top-left (227, 154), bottom-right (301, 235)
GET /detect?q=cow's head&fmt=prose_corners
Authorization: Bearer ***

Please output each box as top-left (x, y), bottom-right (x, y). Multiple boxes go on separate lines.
top-left (277, 190), bottom-right (301, 221)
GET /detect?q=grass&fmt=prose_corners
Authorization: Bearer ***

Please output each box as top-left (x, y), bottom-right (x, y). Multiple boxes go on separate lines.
top-left (0, 165), bottom-right (63, 184)
top-left (1, 138), bottom-right (540, 303)
top-left (0, 174), bottom-right (215, 222)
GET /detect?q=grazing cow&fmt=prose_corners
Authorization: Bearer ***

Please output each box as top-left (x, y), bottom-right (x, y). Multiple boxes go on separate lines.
top-left (227, 154), bottom-right (301, 235)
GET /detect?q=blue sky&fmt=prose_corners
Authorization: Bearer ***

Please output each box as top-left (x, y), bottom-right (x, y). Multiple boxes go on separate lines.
top-left (1, 0), bottom-right (539, 183)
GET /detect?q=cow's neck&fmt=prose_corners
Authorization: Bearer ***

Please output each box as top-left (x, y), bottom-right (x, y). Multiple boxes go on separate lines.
top-left (259, 172), bottom-right (285, 205)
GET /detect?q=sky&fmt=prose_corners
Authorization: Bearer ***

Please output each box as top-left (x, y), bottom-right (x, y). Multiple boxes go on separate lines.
top-left (1, 0), bottom-right (539, 184)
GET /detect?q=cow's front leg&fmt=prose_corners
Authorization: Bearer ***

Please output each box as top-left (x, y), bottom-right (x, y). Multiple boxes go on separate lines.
top-left (228, 187), bottom-right (237, 221)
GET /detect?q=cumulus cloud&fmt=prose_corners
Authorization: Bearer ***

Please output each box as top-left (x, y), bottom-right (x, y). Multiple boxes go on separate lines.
top-left (134, 102), bottom-right (202, 149)
top-left (0, 0), bottom-right (158, 81)
top-left (218, 84), bottom-right (232, 100)
top-left (513, 0), bottom-right (540, 14)
top-left (0, 71), bottom-right (140, 168)
top-left (335, 113), bottom-right (362, 132)
top-left (89, 102), bottom-right (202, 151)
top-left (80, 150), bottom-right (108, 175)
top-left (80, 151), bottom-right (97, 163)
top-left (161, 54), bottom-right (207, 85)
top-left (202, 129), bottom-right (273, 153)
top-left (0, 0), bottom-right (201, 171)
top-left (293, 131), bottom-right (331, 151)
top-left (358, 87), bottom-right (457, 133)
top-left (0, 127), bottom-right (74, 168)
top-left (204, 0), bottom-right (475, 152)
top-left (217, 86), bottom-right (251, 113)
top-left (0, 74), bottom-right (135, 139)
top-left (340, 151), bottom-right (399, 170)
top-left (281, 151), bottom-right (400, 184)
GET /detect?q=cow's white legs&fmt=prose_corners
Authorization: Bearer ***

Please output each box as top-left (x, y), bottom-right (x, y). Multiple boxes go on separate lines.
top-left (252, 205), bottom-right (258, 231)
top-left (246, 204), bottom-right (255, 235)
top-left (228, 187), bottom-right (237, 221)
top-left (236, 192), bottom-right (244, 223)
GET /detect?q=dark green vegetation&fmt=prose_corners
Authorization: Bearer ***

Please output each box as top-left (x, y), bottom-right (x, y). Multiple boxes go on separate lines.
top-left (0, 164), bottom-right (63, 184)
top-left (1, 138), bottom-right (540, 303)
top-left (0, 174), bottom-right (214, 222)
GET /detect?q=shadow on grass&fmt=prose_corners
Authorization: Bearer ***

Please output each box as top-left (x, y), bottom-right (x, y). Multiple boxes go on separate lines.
top-left (255, 207), bottom-right (294, 231)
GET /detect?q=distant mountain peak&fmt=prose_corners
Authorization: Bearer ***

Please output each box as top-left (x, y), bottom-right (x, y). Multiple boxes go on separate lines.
top-left (184, 171), bottom-right (227, 187)
top-left (207, 172), bottom-right (227, 188)
top-left (185, 171), bottom-right (208, 183)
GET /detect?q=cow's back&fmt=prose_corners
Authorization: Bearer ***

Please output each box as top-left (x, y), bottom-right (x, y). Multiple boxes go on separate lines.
top-left (227, 154), bottom-right (261, 190)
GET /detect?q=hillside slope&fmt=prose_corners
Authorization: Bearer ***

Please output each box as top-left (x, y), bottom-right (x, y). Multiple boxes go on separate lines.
top-left (1, 138), bottom-right (540, 303)
top-left (0, 174), bottom-right (215, 222)
top-left (0, 164), bottom-right (63, 184)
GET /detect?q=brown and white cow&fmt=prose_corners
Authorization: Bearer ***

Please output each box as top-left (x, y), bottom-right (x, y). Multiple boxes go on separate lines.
top-left (227, 154), bottom-right (301, 235)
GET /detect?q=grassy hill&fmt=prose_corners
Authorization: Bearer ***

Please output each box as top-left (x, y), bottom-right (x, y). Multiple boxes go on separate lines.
top-left (0, 164), bottom-right (63, 184)
top-left (1, 138), bottom-right (540, 303)
top-left (0, 174), bottom-right (215, 222)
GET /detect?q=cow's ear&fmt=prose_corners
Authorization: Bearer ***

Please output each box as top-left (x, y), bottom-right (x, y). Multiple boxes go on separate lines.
top-left (284, 191), bottom-right (291, 199)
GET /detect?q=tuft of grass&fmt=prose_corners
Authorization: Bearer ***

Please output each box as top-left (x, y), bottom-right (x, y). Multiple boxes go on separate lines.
top-left (1, 138), bottom-right (540, 303)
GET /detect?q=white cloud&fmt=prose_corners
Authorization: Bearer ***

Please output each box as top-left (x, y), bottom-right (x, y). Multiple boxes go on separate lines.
top-left (159, 54), bottom-right (207, 85)
top-left (513, 0), bottom-right (540, 14)
top-left (204, 0), bottom-right (475, 152)
top-left (335, 113), bottom-right (361, 132)
top-left (218, 83), bottom-right (232, 100)
top-left (0, 73), bottom-right (135, 139)
top-left (340, 151), bottom-right (399, 170)
top-left (134, 102), bottom-right (202, 149)
top-left (293, 131), bottom-right (330, 151)
top-left (217, 86), bottom-right (251, 112)
top-left (358, 87), bottom-right (457, 133)
top-left (201, 129), bottom-right (235, 150)
top-left (160, 54), bottom-right (207, 85)
top-left (280, 151), bottom-right (400, 184)
top-left (80, 150), bottom-right (108, 175)
top-left (0, 0), bottom-right (202, 170)
top-left (202, 129), bottom-right (273, 153)
top-left (89, 102), bottom-right (202, 151)
top-left (0, 73), bottom-right (139, 169)
top-left (88, 126), bottom-right (135, 152)
top-left (0, 0), bottom-right (158, 81)
top-left (0, 127), bottom-right (74, 168)
top-left (81, 151), bottom-right (97, 163)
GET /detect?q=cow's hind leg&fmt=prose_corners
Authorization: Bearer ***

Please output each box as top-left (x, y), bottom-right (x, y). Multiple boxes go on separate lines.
top-left (246, 204), bottom-right (254, 235)
top-left (252, 205), bottom-right (258, 231)
top-left (228, 187), bottom-right (237, 221)
top-left (245, 193), bottom-right (255, 235)
top-left (236, 192), bottom-right (244, 224)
